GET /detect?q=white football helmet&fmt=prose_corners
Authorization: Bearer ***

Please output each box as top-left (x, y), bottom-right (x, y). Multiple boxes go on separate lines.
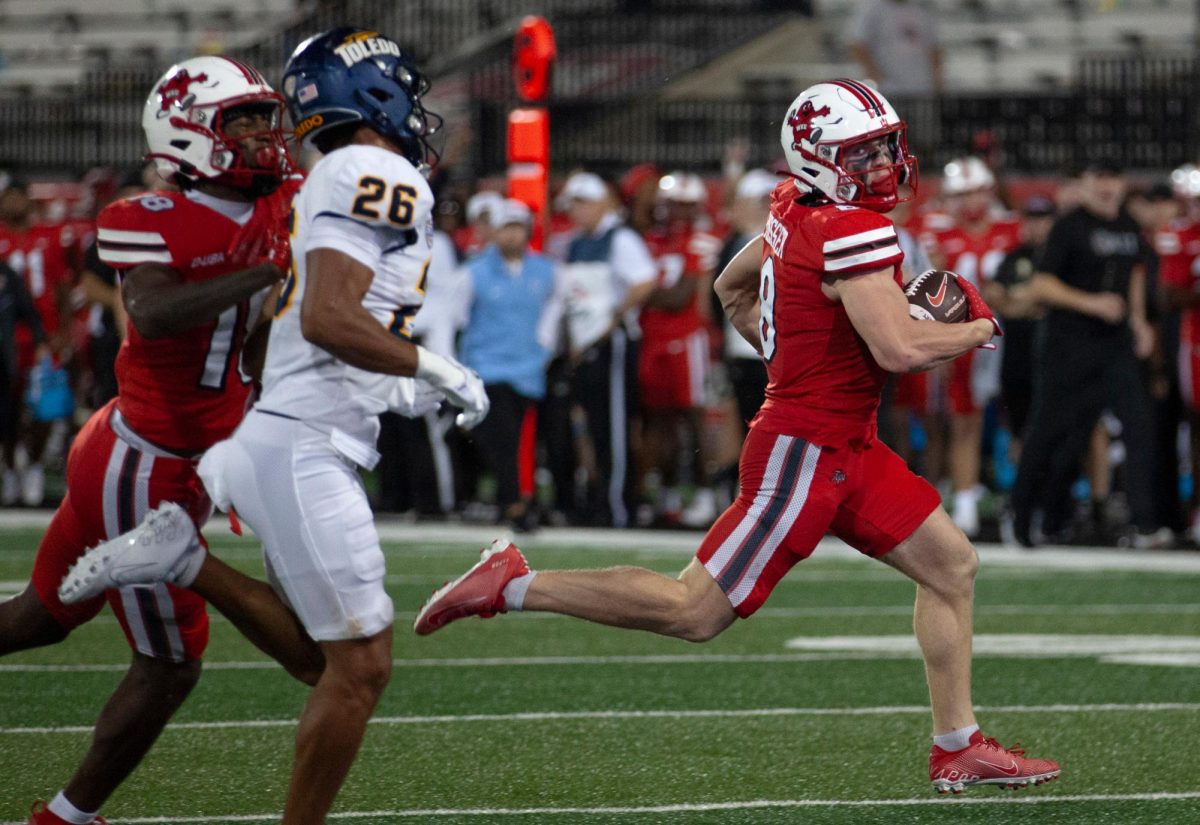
top-left (657, 172), bottom-right (706, 203)
top-left (941, 156), bottom-right (995, 196)
top-left (780, 79), bottom-right (917, 212)
top-left (142, 55), bottom-right (291, 195)
top-left (1171, 163), bottom-right (1200, 199)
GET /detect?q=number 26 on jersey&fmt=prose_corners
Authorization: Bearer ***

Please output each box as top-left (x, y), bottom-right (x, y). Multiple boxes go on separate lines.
top-left (351, 176), bottom-right (418, 227)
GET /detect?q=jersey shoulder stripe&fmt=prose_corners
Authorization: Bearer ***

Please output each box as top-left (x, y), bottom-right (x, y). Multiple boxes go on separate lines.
top-left (806, 204), bottom-right (902, 274)
top-left (823, 225), bottom-right (896, 254)
top-left (824, 242), bottom-right (902, 273)
top-left (97, 227), bottom-right (167, 246)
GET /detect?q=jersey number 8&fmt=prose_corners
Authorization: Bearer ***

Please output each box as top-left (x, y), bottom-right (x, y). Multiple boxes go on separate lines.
top-left (759, 257), bottom-right (777, 361)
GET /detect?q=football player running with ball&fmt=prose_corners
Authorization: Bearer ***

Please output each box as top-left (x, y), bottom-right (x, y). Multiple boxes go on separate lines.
top-left (60, 27), bottom-right (487, 823)
top-left (415, 80), bottom-right (1060, 794)
top-left (4, 57), bottom-right (320, 825)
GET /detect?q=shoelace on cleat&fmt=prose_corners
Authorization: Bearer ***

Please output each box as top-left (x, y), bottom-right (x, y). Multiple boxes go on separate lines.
top-left (981, 736), bottom-right (1026, 758)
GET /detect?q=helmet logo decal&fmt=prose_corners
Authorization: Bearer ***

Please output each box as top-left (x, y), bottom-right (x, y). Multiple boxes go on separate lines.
top-left (157, 69), bottom-right (209, 115)
top-left (787, 100), bottom-right (831, 149)
top-left (293, 113), bottom-right (325, 140)
top-left (334, 33), bottom-right (402, 67)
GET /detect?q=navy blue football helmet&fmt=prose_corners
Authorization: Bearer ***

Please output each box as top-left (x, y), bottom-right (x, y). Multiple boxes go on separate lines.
top-left (281, 27), bottom-right (441, 167)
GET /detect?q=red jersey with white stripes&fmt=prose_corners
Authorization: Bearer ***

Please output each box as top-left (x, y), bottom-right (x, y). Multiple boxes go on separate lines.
top-left (0, 222), bottom-right (75, 341)
top-left (96, 188), bottom-right (287, 454)
top-left (641, 224), bottom-right (721, 341)
top-left (1157, 217), bottom-right (1200, 344)
top-left (752, 180), bottom-right (904, 447)
top-left (928, 217), bottom-right (1021, 286)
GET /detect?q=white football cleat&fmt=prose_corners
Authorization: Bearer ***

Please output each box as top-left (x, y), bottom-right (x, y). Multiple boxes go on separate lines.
top-left (59, 502), bottom-right (206, 604)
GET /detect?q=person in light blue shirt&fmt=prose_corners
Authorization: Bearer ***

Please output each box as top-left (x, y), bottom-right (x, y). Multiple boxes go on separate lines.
top-left (457, 198), bottom-right (565, 530)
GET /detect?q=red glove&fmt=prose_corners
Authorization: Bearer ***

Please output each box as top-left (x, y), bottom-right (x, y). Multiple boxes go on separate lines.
top-left (953, 273), bottom-right (1003, 349)
top-left (226, 175), bottom-right (303, 275)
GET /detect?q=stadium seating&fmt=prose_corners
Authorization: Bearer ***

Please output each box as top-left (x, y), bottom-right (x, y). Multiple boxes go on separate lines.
top-left (0, 0), bottom-right (302, 89)
top-left (817, 0), bottom-right (1193, 90)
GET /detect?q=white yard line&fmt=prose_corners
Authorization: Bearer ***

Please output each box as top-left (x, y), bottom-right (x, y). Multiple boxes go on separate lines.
top-left (0, 601), bottom-right (1191, 630)
top-left (2, 701), bottom-right (1196, 736)
top-left (3, 791), bottom-right (1199, 824)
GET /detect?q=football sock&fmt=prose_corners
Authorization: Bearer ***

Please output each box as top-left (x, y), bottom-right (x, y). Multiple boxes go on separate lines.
top-left (47, 792), bottom-right (99, 825)
top-left (502, 571), bottom-right (537, 611)
top-left (933, 724), bottom-right (980, 752)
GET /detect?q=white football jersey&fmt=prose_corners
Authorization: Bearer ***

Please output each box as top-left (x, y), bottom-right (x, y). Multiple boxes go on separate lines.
top-left (258, 144), bottom-right (434, 460)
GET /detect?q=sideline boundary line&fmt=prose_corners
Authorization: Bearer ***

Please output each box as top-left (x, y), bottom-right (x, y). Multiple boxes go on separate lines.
top-left (2, 510), bottom-right (1200, 572)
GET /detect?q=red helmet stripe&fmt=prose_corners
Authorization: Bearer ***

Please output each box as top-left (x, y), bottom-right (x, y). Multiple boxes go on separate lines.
top-left (220, 56), bottom-right (261, 84)
top-left (831, 79), bottom-right (883, 117)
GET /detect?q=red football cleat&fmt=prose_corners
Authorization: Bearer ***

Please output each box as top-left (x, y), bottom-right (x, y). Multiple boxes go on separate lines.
top-left (28, 801), bottom-right (107, 825)
top-left (413, 539), bottom-right (529, 636)
top-left (929, 730), bottom-right (1061, 794)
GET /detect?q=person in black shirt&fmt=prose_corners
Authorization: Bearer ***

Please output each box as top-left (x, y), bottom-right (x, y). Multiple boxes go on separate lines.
top-left (1009, 159), bottom-right (1164, 547)
top-left (985, 195), bottom-right (1056, 444)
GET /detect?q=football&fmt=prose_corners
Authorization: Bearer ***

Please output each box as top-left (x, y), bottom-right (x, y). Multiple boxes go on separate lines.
top-left (904, 269), bottom-right (969, 323)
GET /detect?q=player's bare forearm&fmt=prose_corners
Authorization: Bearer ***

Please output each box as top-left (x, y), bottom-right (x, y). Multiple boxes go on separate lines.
top-left (301, 248), bottom-right (421, 376)
top-left (900, 318), bottom-right (995, 371)
top-left (837, 268), bottom-right (993, 373)
top-left (715, 235), bottom-right (762, 312)
top-left (123, 262), bottom-right (283, 339)
top-left (644, 275), bottom-right (699, 311)
top-left (1128, 265), bottom-right (1149, 326)
top-left (1029, 272), bottom-right (1124, 321)
top-left (616, 279), bottom-right (655, 317)
top-left (242, 320), bottom-right (272, 384)
top-left (727, 299), bottom-right (763, 354)
top-left (715, 235), bottom-right (765, 352)
top-left (304, 307), bottom-right (421, 375)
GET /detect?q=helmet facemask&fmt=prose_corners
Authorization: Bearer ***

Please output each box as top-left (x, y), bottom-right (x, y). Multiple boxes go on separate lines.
top-left (352, 62), bottom-right (443, 173)
top-left (181, 94), bottom-right (292, 195)
top-left (828, 126), bottom-right (918, 212)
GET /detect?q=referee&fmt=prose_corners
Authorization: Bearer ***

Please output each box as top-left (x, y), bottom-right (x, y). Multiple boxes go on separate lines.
top-left (1009, 158), bottom-right (1162, 547)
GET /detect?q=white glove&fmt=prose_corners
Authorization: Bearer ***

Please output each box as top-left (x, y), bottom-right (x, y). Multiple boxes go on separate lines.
top-left (414, 346), bottom-right (490, 429)
top-left (387, 377), bottom-right (444, 418)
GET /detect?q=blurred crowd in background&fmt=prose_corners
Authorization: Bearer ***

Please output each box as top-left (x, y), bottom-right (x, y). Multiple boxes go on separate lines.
top-left (3, 134), bottom-right (1200, 550)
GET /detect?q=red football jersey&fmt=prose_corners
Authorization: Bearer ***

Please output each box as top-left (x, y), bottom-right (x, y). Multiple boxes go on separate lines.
top-left (96, 186), bottom-right (292, 454)
top-left (641, 224), bottom-right (720, 341)
top-left (928, 217), bottom-right (1021, 286)
top-left (0, 222), bottom-right (76, 340)
top-left (1157, 217), bottom-right (1200, 343)
top-left (752, 181), bottom-right (904, 447)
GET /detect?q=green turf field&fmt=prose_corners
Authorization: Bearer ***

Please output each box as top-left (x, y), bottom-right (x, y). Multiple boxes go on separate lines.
top-left (2, 523), bottom-right (1199, 824)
